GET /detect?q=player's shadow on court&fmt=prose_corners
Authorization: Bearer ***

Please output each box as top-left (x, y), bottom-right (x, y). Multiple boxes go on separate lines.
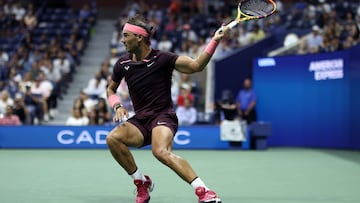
top-left (78, 195), bottom-right (133, 203)
top-left (320, 149), bottom-right (360, 165)
top-left (80, 195), bottom-right (194, 203)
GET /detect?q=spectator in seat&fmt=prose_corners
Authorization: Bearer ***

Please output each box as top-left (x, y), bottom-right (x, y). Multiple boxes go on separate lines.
top-left (0, 105), bottom-right (21, 125)
top-left (177, 83), bottom-right (194, 107)
top-left (78, 3), bottom-right (96, 25)
top-left (73, 97), bottom-right (87, 116)
top-left (119, 91), bottom-right (134, 118)
top-left (157, 34), bottom-right (172, 51)
top-left (0, 90), bottom-right (14, 115)
top-left (176, 97), bottom-right (197, 126)
top-left (179, 73), bottom-right (192, 91)
top-left (13, 93), bottom-right (29, 124)
top-left (307, 25), bottom-right (323, 53)
top-left (89, 97), bottom-right (111, 125)
top-left (83, 71), bottom-right (107, 100)
top-left (18, 72), bottom-right (33, 94)
top-left (43, 61), bottom-right (62, 116)
top-left (171, 74), bottom-right (180, 107)
top-left (65, 107), bottom-right (89, 126)
top-left (24, 83), bottom-right (40, 124)
top-left (12, 1), bottom-right (26, 22)
top-left (79, 3), bottom-right (92, 19)
top-left (342, 35), bottom-right (357, 49)
top-left (109, 49), bottom-right (119, 69)
top-left (30, 72), bottom-right (53, 122)
top-left (24, 8), bottom-right (37, 30)
top-left (79, 90), bottom-right (97, 114)
top-left (0, 48), bottom-right (9, 67)
top-left (53, 50), bottom-right (71, 82)
top-left (99, 61), bottom-right (111, 79)
top-left (182, 24), bottom-right (198, 43)
top-left (179, 73), bottom-right (199, 105)
top-left (249, 24), bottom-right (266, 43)
top-left (69, 27), bottom-right (85, 54)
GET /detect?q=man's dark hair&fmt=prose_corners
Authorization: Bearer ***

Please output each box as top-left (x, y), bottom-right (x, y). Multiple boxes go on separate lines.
top-left (126, 15), bottom-right (155, 44)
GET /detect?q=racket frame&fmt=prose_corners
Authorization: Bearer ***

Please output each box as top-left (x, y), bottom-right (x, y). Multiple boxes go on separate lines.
top-left (227, 0), bottom-right (277, 29)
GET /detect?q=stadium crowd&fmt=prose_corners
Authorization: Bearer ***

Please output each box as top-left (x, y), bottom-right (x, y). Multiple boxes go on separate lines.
top-left (0, 0), bottom-right (97, 125)
top-left (287, 0), bottom-right (360, 54)
top-left (1, 0), bottom-right (359, 126)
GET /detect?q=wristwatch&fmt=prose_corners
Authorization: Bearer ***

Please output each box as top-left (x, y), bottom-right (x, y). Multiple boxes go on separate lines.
top-left (113, 103), bottom-right (123, 111)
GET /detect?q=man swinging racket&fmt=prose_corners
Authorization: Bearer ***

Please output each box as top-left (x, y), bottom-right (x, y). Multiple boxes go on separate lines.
top-left (106, 15), bottom-right (228, 203)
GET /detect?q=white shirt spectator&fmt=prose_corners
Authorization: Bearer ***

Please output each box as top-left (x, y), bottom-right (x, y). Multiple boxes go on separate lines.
top-left (318, 1), bottom-right (331, 14)
top-left (83, 98), bottom-right (97, 113)
top-left (109, 50), bottom-right (119, 68)
top-left (66, 108), bottom-right (89, 126)
top-left (307, 26), bottom-right (323, 50)
top-left (79, 91), bottom-right (98, 113)
top-left (53, 55), bottom-right (71, 75)
top-left (83, 72), bottom-right (107, 98)
top-left (0, 90), bottom-right (14, 115)
top-left (30, 79), bottom-right (53, 98)
top-left (176, 105), bottom-right (197, 126)
top-left (157, 35), bottom-right (172, 51)
top-left (111, 31), bottom-right (126, 54)
top-left (12, 2), bottom-right (26, 21)
top-left (0, 50), bottom-right (9, 66)
top-left (171, 78), bottom-right (179, 106)
top-left (45, 65), bottom-right (62, 83)
top-left (182, 24), bottom-right (198, 42)
top-left (3, 2), bottom-right (14, 15)
top-left (176, 97), bottom-right (197, 126)
top-left (66, 116), bottom-right (89, 125)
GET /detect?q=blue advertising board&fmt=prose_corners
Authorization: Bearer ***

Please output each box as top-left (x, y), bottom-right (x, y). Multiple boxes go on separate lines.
top-left (0, 126), bottom-right (233, 149)
top-left (253, 46), bottom-right (360, 149)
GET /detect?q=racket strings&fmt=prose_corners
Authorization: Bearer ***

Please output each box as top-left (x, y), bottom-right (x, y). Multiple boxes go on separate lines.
top-left (240, 0), bottom-right (274, 17)
top-left (242, 9), bottom-right (267, 16)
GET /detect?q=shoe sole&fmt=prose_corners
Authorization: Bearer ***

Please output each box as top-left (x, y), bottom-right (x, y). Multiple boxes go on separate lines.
top-left (200, 198), bottom-right (222, 203)
top-left (149, 182), bottom-right (155, 192)
top-left (145, 182), bottom-right (154, 203)
top-left (143, 196), bottom-right (150, 203)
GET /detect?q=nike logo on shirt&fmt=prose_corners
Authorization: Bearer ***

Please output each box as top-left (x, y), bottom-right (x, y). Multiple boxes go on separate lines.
top-left (147, 61), bottom-right (155, 67)
top-left (157, 121), bottom-right (167, 125)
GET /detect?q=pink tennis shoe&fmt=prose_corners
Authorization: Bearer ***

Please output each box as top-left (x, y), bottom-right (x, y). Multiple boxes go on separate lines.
top-left (134, 175), bottom-right (154, 203)
top-left (195, 186), bottom-right (222, 203)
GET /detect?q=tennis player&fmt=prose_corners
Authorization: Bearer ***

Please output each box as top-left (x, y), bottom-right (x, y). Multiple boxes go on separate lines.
top-left (106, 15), bottom-right (228, 203)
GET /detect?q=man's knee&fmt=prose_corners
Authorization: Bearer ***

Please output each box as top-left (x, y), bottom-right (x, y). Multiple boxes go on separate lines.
top-left (152, 148), bottom-right (171, 164)
top-left (106, 130), bottom-right (123, 146)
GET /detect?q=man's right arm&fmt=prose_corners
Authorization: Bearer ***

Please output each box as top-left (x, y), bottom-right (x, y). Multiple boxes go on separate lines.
top-left (106, 80), bottom-right (120, 98)
top-left (107, 80), bottom-right (128, 122)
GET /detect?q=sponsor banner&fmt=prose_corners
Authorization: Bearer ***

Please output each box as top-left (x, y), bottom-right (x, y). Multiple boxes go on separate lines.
top-left (308, 58), bottom-right (344, 81)
top-left (0, 126), bottom-right (233, 149)
top-left (253, 50), bottom-right (353, 149)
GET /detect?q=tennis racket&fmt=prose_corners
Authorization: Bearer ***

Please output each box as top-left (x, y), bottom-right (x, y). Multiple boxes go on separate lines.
top-left (226, 0), bottom-right (277, 29)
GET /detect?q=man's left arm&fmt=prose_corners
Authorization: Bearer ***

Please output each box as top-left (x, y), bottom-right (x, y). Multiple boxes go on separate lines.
top-left (174, 26), bottom-right (229, 74)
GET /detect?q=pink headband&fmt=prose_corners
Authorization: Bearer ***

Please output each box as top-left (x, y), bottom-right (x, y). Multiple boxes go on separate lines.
top-left (123, 23), bottom-right (149, 37)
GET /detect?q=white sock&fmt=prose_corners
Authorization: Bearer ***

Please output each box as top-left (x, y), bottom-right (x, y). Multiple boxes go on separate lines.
top-left (130, 168), bottom-right (146, 182)
top-left (190, 177), bottom-right (209, 191)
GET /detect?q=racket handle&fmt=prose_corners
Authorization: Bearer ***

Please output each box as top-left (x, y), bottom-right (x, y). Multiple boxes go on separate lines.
top-left (219, 20), bottom-right (238, 33)
top-left (227, 20), bottom-right (238, 29)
